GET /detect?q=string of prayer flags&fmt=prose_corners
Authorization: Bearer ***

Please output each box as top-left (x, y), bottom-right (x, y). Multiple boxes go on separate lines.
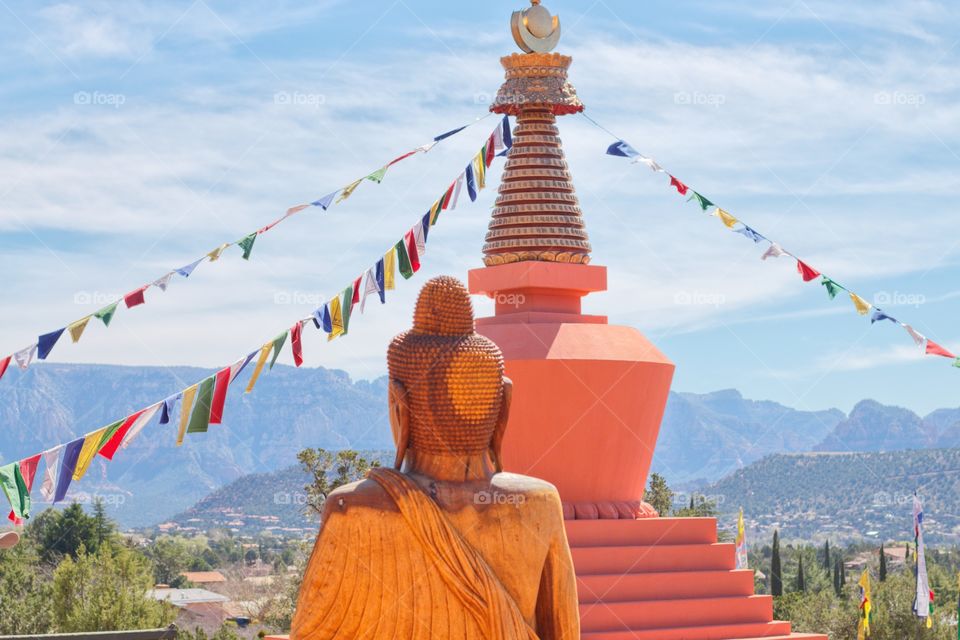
top-left (595, 115), bottom-right (960, 372)
top-left (1, 116), bottom-right (502, 375)
top-left (2, 115), bottom-right (512, 510)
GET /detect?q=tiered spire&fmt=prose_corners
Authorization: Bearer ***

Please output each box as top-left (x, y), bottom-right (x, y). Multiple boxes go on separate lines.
top-left (482, 6), bottom-right (591, 267)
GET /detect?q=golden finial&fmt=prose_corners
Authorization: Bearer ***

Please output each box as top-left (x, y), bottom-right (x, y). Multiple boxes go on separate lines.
top-left (511, 1), bottom-right (561, 53)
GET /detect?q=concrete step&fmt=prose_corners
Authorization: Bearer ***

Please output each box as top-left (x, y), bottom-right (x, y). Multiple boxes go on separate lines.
top-left (580, 594), bottom-right (773, 633)
top-left (567, 517), bottom-right (718, 547)
top-left (578, 569), bottom-right (756, 603)
top-left (580, 620), bottom-right (793, 640)
top-left (572, 542), bottom-right (735, 575)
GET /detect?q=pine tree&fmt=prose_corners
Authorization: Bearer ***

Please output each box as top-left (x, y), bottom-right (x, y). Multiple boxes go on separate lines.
top-left (771, 530), bottom-right (782, 597)
top-left (879, 544), bottom-right (887, 582)
top-left (833, 557), bottom-right (842, 596)
top-left (796, 554), bottom-right (806, 592)
top-left (643, 473), bottom-right (674, 517)
top-left (823, 540), bottom-right (831, 570)
top-left (840, 555), bottom-right (846, 587)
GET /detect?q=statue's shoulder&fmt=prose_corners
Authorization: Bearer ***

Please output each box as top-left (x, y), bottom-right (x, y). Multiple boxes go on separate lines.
top-left (322, 477), bottom-right (398, 516)
top-left (490, 472), bottom-right (562, 502)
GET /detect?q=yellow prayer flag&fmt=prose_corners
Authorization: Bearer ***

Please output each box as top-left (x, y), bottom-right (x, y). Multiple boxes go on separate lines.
top-left (857, 570), bottom-right (872, 640)
top-left (72, 427), bottom-right (109, 481)
top-left (474, 154), bottom-right (486, 189)
top-left (429, 199), bottom-right (442, 225)
top-left (328, 295), bottom-right (344, 341)
top-left (383, 248), bottom-right (396, 291)
top-left (336, 179), bottom-right (363, 204)
top-left (207, 243), bottom-right (229, 262)
top-left (245, 343), bottom-right (272, 394)
top-left (716, 208), bottom-right (738, 229)
top-left (177, 384), bottom-right (198, 447)
top-left (850, 292), bottom-right (872, 316)
top-left (68, 317), bottom-right (91, 343)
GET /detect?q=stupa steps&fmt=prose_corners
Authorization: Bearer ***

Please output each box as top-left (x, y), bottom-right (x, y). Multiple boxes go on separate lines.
top-left (572, 542), bottom-right (735, 574)
top-left (567, 517), bottom-right (719, 546)
top-left (577, 569), bottom-right (756, 602)
top-left (579, 595), bottom-right (775, 632)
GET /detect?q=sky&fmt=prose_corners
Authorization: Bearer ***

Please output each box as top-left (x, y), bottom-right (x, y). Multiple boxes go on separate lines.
top-left (2, 0), bottom-right (960, 416)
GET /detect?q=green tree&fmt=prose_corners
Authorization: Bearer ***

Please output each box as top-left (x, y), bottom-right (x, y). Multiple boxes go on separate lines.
top-left (833, 557), bottom-right (842, 597)
top-left (297, 449), bottom-right (379, 517)
top-left (0, 540), bottom-right (54, 634)
top-left (823, 540), bottom-right (831, 570)
top-left (879, 544), bottom-right (887, 582)
top-left (643, 473), bottom-right (674, 517)
top-left (771, 530), bottom-right (782, 596)
top-left (796, 554), bottom-right (806, 593)
top-left (144, 536), bottom-right (193, 587)
top-left (91, 498), bottom-right (115, 549)
top-left (35, 504), bottom-right (102, 562)
top-left (52, 544), bottom-right (175, 632)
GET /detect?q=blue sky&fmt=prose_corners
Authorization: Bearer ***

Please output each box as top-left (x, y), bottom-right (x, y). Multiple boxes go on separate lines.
top-left (2, 0), bottom-right (960, 416)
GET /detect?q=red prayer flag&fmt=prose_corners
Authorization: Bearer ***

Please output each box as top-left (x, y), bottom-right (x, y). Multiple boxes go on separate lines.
top-left (351, 276), bottom-right (362, 308)
top-left (124, 286), bottom-right (147, 309)
top-left (0, 355), bottom-right (9, 381)
top-left (669, 175), bottom-right (689, 195)
top-left (796, 260), bottom-right (820, 282)
top-left (441, 182), bottom-right (455, 210)
top-left (388, 150), bottom-right (417, 166)
top-left (925, 339), bottom-right (956, 359)
top-left (99, 410), bottom-right (144, 460)
top-left (8, 454), bottom-right (41, 523)
top-left (209, 367), bottom-right (232, 423)
top-left (485, 134), bottom-right (496, 167)
top-left (406, 230), bottom-right (420, 273)
top-left (290, 322), bottom-right (304, 368)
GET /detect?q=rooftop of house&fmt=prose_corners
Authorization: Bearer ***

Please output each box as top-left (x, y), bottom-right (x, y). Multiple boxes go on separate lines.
top-left (147, 588), bottom-right (229, 606)
top-left (180, 570), bottom-right (227, 583)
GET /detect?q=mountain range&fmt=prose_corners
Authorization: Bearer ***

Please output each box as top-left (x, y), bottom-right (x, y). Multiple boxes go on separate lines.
top-left (3, 363), bottom-right (960, 528)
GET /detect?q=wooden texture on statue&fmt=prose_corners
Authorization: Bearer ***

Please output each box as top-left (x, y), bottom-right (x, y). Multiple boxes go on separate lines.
top-left (290, 276), bottom-right (580, 640)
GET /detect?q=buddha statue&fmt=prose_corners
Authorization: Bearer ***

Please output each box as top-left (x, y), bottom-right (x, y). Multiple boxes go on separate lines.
top-left (290, 276), bottom-right (579, 639)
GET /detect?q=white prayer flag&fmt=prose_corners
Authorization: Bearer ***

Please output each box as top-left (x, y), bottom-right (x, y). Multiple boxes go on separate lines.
top-left (14, 344), bottom-right (36, 370)
top-left (635, 156), bottom-right (665, 173)
top-left (153, 272), bottom-right (174, 292)
top-left (761, 243), bottom-right (787, 260)
top-left (360, 267), bottom-right (380, 313)
top-left (903, 324), bottom-right (926, 348)
top-left (413, 221), bottom-right (427, 257)
top-left (39, 446), bottom-right (63, 502)
top-left (120, 404), bottom-right (162, 450)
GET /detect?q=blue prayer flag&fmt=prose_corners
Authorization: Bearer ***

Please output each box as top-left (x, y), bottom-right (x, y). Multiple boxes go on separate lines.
top-left (466, 164), bottom-right (478, 202)
top-left (375, 258), bottom-right (385, 304)
top-left (606, 140), bottom-right (639, 158)
top-left (176, 259), bottom-right (203, 278)
top-left (54, 437), bottom-right (84, 503)
top-left (37, 328), bottom-right (65, 360)
top-left (434, 125), bottom-right (466, 142)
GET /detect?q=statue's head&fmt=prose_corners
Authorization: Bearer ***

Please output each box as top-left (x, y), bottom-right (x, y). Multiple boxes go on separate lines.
top-left (387, 276), bottom-right (512, 471)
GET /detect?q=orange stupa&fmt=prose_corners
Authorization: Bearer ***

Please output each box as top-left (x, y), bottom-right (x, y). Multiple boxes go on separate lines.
top-left (468, 3), bottom-right (828, 638)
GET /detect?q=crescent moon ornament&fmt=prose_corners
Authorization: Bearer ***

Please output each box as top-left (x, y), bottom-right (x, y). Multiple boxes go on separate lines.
top-left (511, 2), bottom-right (561, 53)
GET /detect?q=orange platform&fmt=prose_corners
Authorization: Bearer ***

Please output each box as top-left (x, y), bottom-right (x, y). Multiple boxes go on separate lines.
top-left (470, 261), bottom-right (826, 639)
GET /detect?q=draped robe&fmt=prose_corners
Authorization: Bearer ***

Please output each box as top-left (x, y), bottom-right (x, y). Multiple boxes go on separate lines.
top-left (290, 469), bottom-right (579, 639)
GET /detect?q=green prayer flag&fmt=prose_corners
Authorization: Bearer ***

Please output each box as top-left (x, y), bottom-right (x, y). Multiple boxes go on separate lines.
top-left (187, 376), bottom-right (215, 434)
top-left (953, 358), bottom-right (960, 369)
top-left (821, 277), bottom-right (842, 300)
top-left (269, 331), bottom-right (288, 370)
top-left (395, 240), bottom-right (414, 280)
top-left (94, 301), bottom-right (120, 327)
top-left (0, 462), bottom-right (30, 520)
top-left (690, 191), bottom-right (714, 211)
top-left (97, 419), bottom-right (125, 450)
top-left (366, 166), bottom-right (388, 184)
top-left (238, 233), bottom-right (257, 260)
top-left (342, 286), bottom-right (353, 336)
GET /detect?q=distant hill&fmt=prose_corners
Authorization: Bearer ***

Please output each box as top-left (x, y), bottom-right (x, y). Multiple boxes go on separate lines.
top-left (650, 389), bottom-right (845, 484)
top-left (704, 449), bottom-right (960, 544)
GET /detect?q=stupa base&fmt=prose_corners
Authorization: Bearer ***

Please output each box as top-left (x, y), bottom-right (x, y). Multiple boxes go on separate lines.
top-left (568, 517), bottom-right (828, 640)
